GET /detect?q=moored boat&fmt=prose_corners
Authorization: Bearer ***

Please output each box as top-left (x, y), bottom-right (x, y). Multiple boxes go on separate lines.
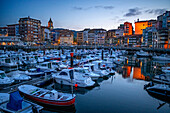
top-left (53, 68), bottom-right (95, 87)
top-left (0, 70), bottom-right (14, 89)
top-left (145, 83), bottom-right (170, 100)
top-left (18, 85), bottom-right (76, 106)
top-left (0, 91), bottom-right (43, 113)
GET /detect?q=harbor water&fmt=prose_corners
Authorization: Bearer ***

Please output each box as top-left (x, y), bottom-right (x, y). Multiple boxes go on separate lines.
top-left (42, 56), bottom-right (169, 113)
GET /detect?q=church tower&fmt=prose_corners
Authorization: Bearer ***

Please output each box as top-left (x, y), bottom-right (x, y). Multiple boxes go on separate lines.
top-left (48, 18), bottom-right (53, 30)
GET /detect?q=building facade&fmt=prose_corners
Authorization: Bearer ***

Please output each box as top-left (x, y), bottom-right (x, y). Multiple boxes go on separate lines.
top-left (0, 27), bottom-right (8, 36)
top-left (156, 11), bottom-right (170, 49)
top-left (0, 36), bottom-right (21, 45)
top-left (41, 26), bottom-right (50, 42)
top-left (59, 30), bottom-right (73, 45)
top-left (124, 22), bottom-right (133, 36)
top-left (88, 29), bottom-right (106, 45)
top-left (142, 27), bottom-right (157, 48)
top-left (77, 31), bottom-right (84, 45)
top-left (19, 16), bottom-right (41, 42)
top-left (7, 24), bottom-right (19, 36)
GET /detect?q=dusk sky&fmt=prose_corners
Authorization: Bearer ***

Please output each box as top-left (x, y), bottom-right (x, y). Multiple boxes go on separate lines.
top-left (0, 0), bottom-right (170, 30)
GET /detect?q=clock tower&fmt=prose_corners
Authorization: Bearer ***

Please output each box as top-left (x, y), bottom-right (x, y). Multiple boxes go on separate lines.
top-left (48, 18), bottom-right (53, 30)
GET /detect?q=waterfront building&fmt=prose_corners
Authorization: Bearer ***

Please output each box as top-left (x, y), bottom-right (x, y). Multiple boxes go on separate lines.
top-left (115, 28), bottom-right (124, 37)
top-left (59, 30), bottom-right (73, 45)
top-left (7, 24), bottom-right (19, 36)
top-left (156, 11), bottom-right (170, 49)
top-left (0, 27), bottom-right (8, 36)
top-left (77, 31), bottom-right (83, 45)
top-left (0, 36), bottom-right (21, 45)
top-left (135, 19), bottom-right (156, 35)
top-left (88, 29), bottom-right (106, 45)
top-left (135, 19), bottom-right (149, 35)
top-left (19, 16), bottom-right (41, 42)
top-left (124, 22), bottom-right (133, 36)
top-left (83, 28), bottom-right (90, 44)
top-left (128, 35), bottom-right (142, 47)
top-left (105, 29), bottom-right (116, 45)
top-left (142, 27), bottom-right (158, 48)
top-left (41, 26), bottom-right (50, 42)
top-left (48, 18), bottom-right (53, 30)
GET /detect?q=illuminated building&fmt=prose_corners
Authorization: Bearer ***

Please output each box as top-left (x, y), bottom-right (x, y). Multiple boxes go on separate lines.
top-left (48, 18), bottom-right (53, 30)
top-left (135, 19), bottom-right (149, 35)
top-left (0, 27), bottom-right (8, 36)
top-left (83, 28), bottom-right (90, 43)
top-left (7, 24), bottom-right (19, 36)
top-left (59, 30), bottom-right (73, 45)
top-left (157, 11), bottom-right (170, 49)
top-left (88, 29), bottom-right (106, 45)
top-left (105, 29), bottom-right (116, 45)
top-left (41, 26), bottom-right (50, 42)
top-left (77, 31), bottom-right (83, 45)
top-left (128, 34), bottom-right (142, 47)
top-left (19, 16), bottom-right (41, 42)
top-left (124, 22), bottom-right (133, 36)
top-left (142, 27), bottom-right (157, 48)
top-left (0, 36), bottom-right (21, 45)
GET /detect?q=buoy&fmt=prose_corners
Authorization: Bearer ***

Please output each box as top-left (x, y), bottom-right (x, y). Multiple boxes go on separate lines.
top-left (118, 59), bottom-right (120, 61)
top-left (75, 84), bottom-right (78, 87)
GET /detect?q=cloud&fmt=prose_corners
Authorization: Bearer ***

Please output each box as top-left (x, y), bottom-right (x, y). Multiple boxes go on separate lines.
top-left (73, 5), bottom-right (114, 11)
top-left (73, 6), bottom-right (83, 10)
top-left (117, 19), bottom-right (125, 23)
top-left (73, 6), bottom-right (92, 10)
top-left (124, 7), bottom-right (142, 17)
top-left (145, 8), bottom-right (167, 15)
top-left (95, 5), bottom-right (114, 10)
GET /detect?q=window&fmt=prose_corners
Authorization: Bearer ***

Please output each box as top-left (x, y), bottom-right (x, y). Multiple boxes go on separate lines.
top-left (59, 72), bottom-right (68, 76)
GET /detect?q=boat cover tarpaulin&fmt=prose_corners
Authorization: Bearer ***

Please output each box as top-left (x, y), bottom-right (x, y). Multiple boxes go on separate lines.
top-left (7, 91), bottom-right (23, 111)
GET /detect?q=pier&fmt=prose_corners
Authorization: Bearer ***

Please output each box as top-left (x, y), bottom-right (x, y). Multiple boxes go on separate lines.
top-left (1, 45), bottom-right (170, 54)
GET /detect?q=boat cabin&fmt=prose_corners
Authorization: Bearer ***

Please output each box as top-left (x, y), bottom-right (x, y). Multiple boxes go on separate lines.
top-left (58, 69), bottom-right (74, 79)
top-left (0, 70), bottom-right (6, 79)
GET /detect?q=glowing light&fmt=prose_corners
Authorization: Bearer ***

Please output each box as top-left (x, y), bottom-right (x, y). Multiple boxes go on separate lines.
top-left (75, 84), bottom-right (78, 87)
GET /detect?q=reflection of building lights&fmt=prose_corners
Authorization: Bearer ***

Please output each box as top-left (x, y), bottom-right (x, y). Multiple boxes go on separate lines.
top-left (140, 62), bottom-right (142, 67)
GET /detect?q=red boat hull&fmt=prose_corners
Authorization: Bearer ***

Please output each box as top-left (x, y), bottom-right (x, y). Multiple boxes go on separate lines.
top-left (19, 91), bottom-right (75, 106)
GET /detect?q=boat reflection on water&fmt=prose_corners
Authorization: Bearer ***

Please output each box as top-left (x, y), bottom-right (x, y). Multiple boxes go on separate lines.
top-left (47, 82), bottom-right (100, 95)
top-left (42, 104), bottom-right (76, 113)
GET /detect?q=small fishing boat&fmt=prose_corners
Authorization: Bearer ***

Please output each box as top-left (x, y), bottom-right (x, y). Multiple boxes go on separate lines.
top-left (0, 91), bottom-right (43, 113)
top-left (18, 85), bottom-right (76, 106)
top-left (0, 70), bottom-right (14, 89)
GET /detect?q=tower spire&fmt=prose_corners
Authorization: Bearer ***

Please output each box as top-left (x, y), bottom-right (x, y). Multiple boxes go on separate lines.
top-left (48, 18), bottom-right (53, 30)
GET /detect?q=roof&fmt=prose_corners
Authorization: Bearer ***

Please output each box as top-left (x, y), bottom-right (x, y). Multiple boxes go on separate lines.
top-left (48, 18), bottom-right (53, 23)
top-left (7, 24), bottom-right (19, 26)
